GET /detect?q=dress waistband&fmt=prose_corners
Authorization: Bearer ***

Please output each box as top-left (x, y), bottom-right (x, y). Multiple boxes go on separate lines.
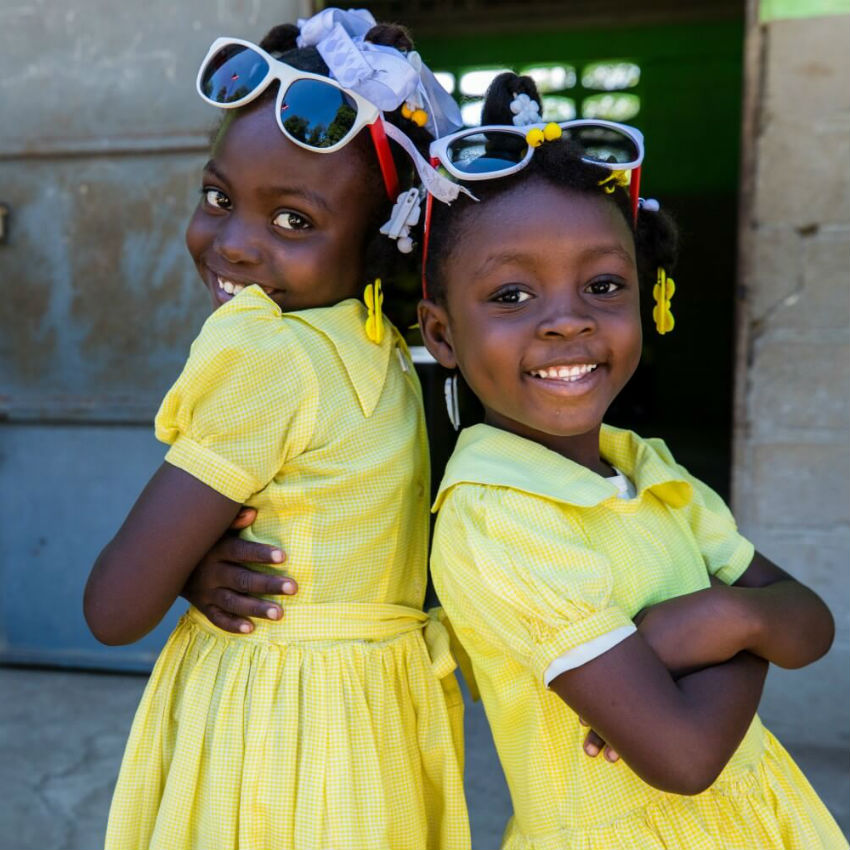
top-left (185, 603), bottom-right (456, 679)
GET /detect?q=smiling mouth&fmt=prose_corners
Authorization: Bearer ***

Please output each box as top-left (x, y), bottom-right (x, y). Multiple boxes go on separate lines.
top-left (215, 275), bottom-right (277, 298)
top-left (528, 364), bottom-right (599, 382)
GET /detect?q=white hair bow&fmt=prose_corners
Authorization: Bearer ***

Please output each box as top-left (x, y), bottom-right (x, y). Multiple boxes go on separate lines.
top-left (296, 7), bottom-right (462, 136)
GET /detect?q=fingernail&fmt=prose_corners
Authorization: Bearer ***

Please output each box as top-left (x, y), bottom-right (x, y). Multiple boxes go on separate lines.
top-left (282, 580), bottom-right (295, 594)
top-left (606, 750), bottom-right (619, 762)
top-left (239, 623), bottom-right (252, 633)
top-left (585, 744), bottom-right (599, 757)
top-left (266, 608), bottom-right (280, 620)
top-left (271, 549), bottom-right (284, 563)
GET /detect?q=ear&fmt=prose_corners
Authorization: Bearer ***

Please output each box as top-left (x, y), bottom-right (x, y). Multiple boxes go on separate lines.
top-left (417, 298), bottom-right (457, 370)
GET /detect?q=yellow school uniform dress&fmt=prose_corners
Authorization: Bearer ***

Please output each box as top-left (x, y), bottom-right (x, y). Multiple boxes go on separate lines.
top-left (432, 423), bottom-right (847, 850)
top-left (105, 286), bottom-right (469, 850)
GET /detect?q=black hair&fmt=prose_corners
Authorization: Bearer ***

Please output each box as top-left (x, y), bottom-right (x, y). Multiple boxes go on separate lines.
top-left (423, 72), bottom-right (678, 304)
top-left (209, 20), bottom-right (433, 312)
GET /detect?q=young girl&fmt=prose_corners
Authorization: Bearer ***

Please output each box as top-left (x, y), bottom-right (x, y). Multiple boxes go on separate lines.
top-left (417, 72), bottom-right (847, 849)
top-left (84, 11), bottom-right (471, 850)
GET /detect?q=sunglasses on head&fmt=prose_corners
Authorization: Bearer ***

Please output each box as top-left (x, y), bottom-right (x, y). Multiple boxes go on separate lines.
top-left (421, 119), bottom-right (645, 297)
top-left (196, 37), bottom-right (399, 199)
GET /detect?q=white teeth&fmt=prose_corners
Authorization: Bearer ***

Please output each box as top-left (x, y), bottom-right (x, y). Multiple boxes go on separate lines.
top-left (217, 277), bottom-right (245, 295)
top-left (531, 364), bottom-right (598, 381)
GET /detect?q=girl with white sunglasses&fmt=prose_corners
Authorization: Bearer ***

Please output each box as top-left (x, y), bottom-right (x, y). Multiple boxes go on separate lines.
top-left (418, 71), bottom-right (846, 850)
top-left (85, 10), bottom-right (470, 850)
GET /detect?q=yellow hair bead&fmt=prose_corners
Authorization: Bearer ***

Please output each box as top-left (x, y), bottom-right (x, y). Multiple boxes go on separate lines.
top-left (364, 278), bottom-right (385, 344)
top-left (525, 127), bottom-right (545, 148)
top-left (411, 108), bottom-right (428, 127)
top-left (543, 122), bottom-right (562, 141)
top-left (401, 104), bottom-right (413, 119)
top-left (652, 267), bottom-right (676, 335)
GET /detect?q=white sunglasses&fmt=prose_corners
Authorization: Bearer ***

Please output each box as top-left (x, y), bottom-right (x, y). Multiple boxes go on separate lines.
top-left (429, 119), bottom-right (644, 182)
top-left (196, 37), bottom-right (383, 154)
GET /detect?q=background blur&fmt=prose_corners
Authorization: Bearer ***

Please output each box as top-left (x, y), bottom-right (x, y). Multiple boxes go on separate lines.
top-left (0, 0), bottom-right (847, 847)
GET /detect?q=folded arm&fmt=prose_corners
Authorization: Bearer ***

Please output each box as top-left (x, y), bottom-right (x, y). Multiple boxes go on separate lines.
top-left (637, 551), bottom-right (835, 675)
top-left (84, 462), bottom-right (242, 645)
top-left (550, 634), bottom-right (767, 795)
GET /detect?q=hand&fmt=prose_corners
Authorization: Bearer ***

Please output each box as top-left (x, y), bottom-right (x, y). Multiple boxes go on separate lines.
top-left (580, 717), bottom-right (619, 762)
top-left (181, 507), bottom-right (297, 634)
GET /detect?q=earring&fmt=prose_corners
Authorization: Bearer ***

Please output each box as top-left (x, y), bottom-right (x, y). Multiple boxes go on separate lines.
top-left (444, 373), bottom-right (461, 431)
top-left (652, 267), bottom-right (675, 335)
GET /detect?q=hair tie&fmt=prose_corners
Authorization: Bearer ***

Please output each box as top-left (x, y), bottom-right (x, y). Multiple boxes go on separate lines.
top-left (364, 278), bottom-right (385, 343)
top-left (639, 197), bottom-right (660, 213)
top-left (510, 93), bottom-right (541, 126)
top-left (379, 187), bottom-right (422, 254)
top-left (525, 122), bottom-right (562, 148)
top-left (598, 170), bottom-right (630, 193)
top-left (652, 267), bottom-right (675, 335)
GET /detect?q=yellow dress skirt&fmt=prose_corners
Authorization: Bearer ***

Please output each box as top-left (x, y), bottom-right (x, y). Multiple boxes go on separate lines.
top-left (104, 604), bottom-right (468, 850)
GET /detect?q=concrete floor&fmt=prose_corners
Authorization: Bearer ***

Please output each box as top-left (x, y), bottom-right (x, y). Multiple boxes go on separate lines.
top-left (0, 666), bottom-right (846, 850)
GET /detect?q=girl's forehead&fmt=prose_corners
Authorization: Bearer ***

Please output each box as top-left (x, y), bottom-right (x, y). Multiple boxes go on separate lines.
top-left (453, 182), bottom-right (632, 251)
top-left (213, 103), bottom-right (375, 198)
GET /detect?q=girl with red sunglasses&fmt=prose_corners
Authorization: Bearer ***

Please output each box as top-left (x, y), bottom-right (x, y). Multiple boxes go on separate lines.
top-left (85, 10), bottom-right (470, 850)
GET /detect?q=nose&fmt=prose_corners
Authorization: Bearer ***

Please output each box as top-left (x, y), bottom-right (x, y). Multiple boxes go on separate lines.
top-left (213, 217), bottom-right (264, 266)
top-left (536, 291), bottom-right (596, 339)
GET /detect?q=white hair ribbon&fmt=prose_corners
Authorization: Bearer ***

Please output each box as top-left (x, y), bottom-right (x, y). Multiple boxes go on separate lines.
top-left (296, 8), bottom-right (463, 135)
top-left (297, 9), bottom-right (418, 111)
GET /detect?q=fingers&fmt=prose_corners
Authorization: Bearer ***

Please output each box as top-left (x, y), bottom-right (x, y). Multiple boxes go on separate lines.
top-left (229, 507), bottom-right (258, 531)
top-left (581, 725), bottom-right (619, 762)
top-left (215, 536), bottom-right (286, 567)
top-left (215, 588), bottom-right (284, 622)
top-left (223, 563), bottom-right (297, 597)
top-left (202, 604), bottom-right (257, 635)
top-left (582, 728), bottom-right (607, 758)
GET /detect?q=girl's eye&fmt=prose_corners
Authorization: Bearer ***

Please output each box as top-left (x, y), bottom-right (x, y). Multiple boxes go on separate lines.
top-left (202, 187), bottom-right (230, 210)
top-left (274, 211), bottom-right (311, 231)
top-left (493, 287), bottom-right (532, 305)
top-left (586, 278), bottom-right (624, 296)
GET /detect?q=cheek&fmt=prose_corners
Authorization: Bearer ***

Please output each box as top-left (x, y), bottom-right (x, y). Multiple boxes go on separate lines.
top-left (184, 207), bottom-right (209, 261)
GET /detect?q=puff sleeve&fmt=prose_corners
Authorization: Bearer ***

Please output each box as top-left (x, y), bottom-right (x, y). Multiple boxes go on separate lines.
top-left (154, 289), bottom-right (317, 503)
top-left (648, 438), bottom-right (754, 584)
top-left (431, 484), bottom-right (635, 685)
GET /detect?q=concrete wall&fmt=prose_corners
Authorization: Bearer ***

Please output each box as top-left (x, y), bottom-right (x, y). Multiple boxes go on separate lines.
top-left (0, 0), bottom-right (306, 668)
top-left (733, 3), bottom-right (850, 759)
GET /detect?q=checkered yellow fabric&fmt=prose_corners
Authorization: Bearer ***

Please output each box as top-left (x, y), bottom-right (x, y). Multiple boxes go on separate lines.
top-left (432, 423), bottom-right (847, 850)
top-left (105, 287), bottom-right (469, 850)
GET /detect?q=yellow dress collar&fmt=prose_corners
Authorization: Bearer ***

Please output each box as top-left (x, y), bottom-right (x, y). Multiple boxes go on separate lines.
top-left (240, 286), bottom-right (395, 418)
top-left (433, 423), bottom-right (692, 511)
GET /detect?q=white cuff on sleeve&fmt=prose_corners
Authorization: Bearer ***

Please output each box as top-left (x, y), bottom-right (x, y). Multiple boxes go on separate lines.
top-left (543, 624), bottom-right (637, 686)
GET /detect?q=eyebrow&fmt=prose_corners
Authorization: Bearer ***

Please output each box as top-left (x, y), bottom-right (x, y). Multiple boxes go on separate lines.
top-left (473, 243), bottom-right (635, 278)
top-left (202, 160), bottom-right (331, 214)
top-left (473, 250), bottom-right (538, 279)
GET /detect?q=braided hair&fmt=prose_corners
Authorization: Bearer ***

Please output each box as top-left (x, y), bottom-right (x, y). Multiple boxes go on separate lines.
top-left (424, 72), bottom-right (678, 304)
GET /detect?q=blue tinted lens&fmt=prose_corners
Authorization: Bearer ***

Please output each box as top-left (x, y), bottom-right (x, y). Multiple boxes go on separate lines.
top-left (201, 45), bottom-right (269, 104)
top-left (563, 126), bottom-right (639, 165)
top-left (446, 132), bottom-right (528, 174)
top-left (280, 79), bottom-right (358, 148)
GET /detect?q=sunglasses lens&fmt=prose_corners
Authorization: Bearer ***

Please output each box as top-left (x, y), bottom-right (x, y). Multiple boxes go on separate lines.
top-left (280, 79), bottom-right (358, 148)
top-left (563, 125), bottom-right (640, 166)
top-left (200, 44), bottom-right (269, 104)
top-left (445, 132), bottom-right (528, 176)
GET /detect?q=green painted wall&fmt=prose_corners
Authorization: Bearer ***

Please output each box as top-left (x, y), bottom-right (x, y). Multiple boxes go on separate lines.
top-left (417, 20), bottom-right (744, 198)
